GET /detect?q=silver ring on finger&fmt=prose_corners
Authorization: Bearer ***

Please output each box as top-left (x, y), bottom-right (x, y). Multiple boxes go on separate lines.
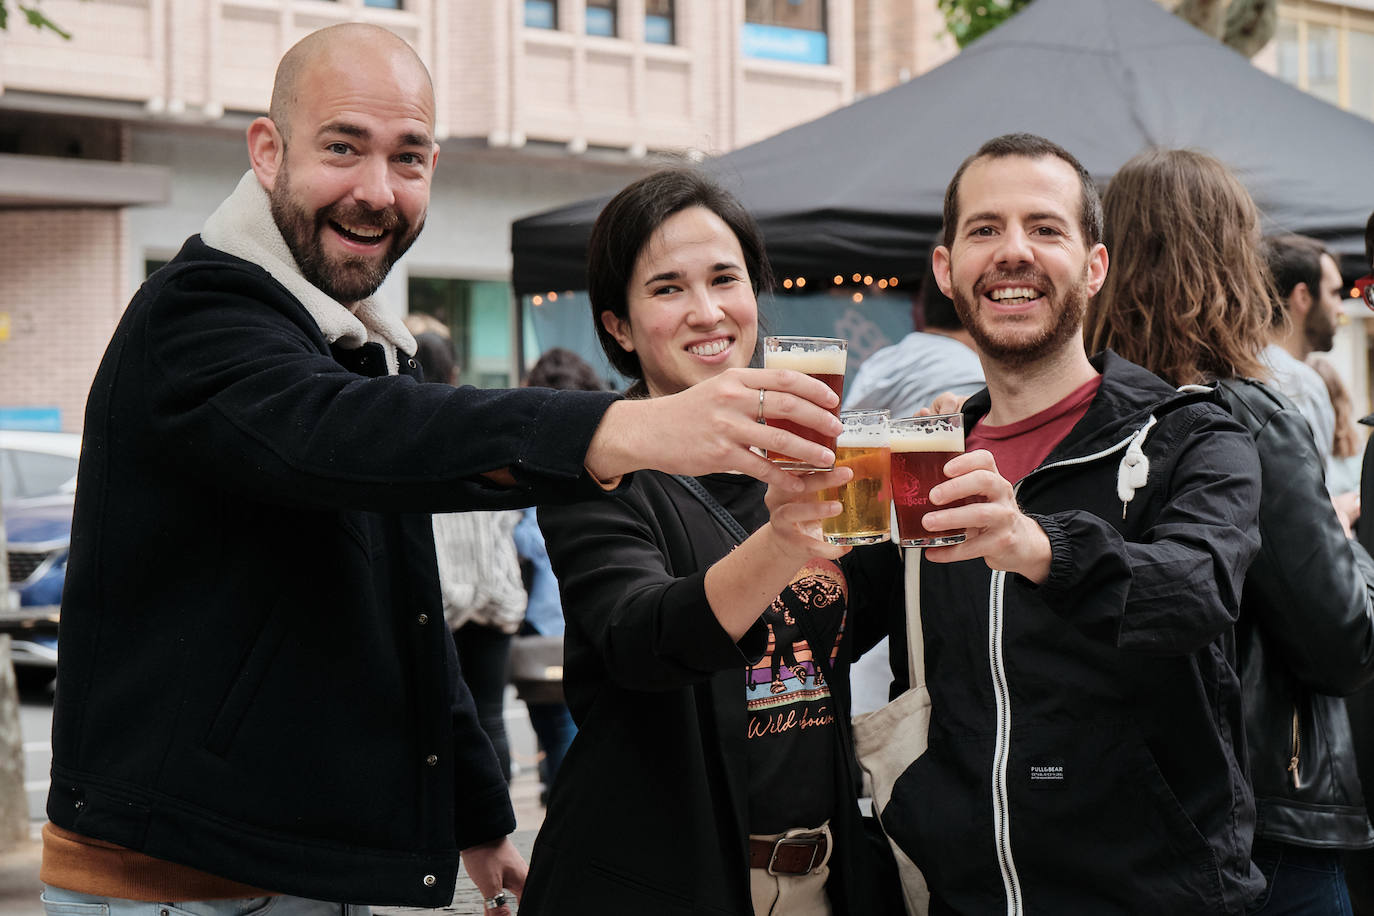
top-left (484, 892), bottom-right (513, 909)
top-left (757, 387), bottom-right (767, 424)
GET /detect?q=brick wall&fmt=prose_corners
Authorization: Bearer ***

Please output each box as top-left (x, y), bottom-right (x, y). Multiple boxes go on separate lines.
top-left (0, 210), bottom-right (126, 434)
top-left (854, 0), bottom-right (957, 98)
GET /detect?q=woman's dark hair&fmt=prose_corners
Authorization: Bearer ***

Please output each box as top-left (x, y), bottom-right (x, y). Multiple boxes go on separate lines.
top-left (413, 331), bottom-right (456, 384)
top-left (526, 347), bottom-right (605, 392)
top-left (587, 167), bottom-right (774, 384)
top-left (1365, 210), bottom-right (1374, 268)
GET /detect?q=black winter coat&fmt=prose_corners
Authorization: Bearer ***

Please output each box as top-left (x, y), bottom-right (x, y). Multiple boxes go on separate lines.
top-left (522, 470), bottom-right (896, 915)
top-left (848, 352), bottom-right (1265, 915)
top-left (1219, 378), bottom-right (1374, 849)
top-left (48, 236), bottom-right (622, 906)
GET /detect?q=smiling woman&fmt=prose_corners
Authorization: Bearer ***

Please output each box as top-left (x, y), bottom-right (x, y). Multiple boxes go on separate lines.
top-left (518, 169), bottom-right (900, 916)
top-left (598, 205), bottom-right (759, 398)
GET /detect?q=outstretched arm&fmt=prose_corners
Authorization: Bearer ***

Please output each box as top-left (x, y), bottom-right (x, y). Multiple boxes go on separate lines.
top-left (583, 367), bottom-right (843, 490)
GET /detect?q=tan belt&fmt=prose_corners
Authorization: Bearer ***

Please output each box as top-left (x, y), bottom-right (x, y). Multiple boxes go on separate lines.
top-left (748, 833), bottom-right (828, 875)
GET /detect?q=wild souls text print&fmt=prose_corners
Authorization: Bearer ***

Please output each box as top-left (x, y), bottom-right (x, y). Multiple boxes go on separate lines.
top-left (748, 703), bottom-right (836, 739)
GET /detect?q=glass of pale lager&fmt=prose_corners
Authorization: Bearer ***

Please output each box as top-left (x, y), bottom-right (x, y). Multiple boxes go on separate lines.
top-left (818, 409), bottom-right (892, 545)
top-left (762, 336), bottom-right (847, 471)
top-left (890, 414), bottom-right (970, 548)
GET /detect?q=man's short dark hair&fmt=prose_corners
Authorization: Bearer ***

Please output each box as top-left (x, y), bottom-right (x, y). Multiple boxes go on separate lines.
top-left (940, 133), bottom-right (1103, 250)
top-left (1263, 233), bottom-right (1330, 324)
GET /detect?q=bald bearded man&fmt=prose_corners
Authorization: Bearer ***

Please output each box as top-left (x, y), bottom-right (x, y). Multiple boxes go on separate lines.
top-left (38, 24), bottom-right (842, 916)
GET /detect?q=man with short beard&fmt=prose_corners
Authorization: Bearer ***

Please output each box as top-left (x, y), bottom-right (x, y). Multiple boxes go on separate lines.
top-left (1261, 234), bottom-right (1350, 494)
top-left (846, 134), bottom-right (1265, 913)
top-left (39, 22), bottom-right (845, 916)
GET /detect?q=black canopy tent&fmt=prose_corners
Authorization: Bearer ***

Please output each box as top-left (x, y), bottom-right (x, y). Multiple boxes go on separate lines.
top-left (512, 0), bottom-right (1374, 299)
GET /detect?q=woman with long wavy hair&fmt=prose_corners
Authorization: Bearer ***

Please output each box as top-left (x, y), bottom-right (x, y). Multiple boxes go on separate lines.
top-left (1087, 147), bottom-right (1374, 915)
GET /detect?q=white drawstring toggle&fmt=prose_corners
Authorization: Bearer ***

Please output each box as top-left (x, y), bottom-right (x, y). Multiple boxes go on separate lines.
top-left (1117, 415), bottom-right (1157, 519)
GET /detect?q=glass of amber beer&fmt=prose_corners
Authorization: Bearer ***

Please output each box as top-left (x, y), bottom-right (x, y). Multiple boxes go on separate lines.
top-left (819, 409), bottom-right (891, 545)
top-left (762, 336), bottom-right (847, 471)
top-left (890, 414), bottom-right (969, 548)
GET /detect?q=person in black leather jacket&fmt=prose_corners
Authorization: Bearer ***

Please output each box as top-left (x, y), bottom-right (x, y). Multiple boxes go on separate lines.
top-left (1088, 148), bottom-right (1374, 915)
top-left (1349, 210), bottom-right (1374, 916)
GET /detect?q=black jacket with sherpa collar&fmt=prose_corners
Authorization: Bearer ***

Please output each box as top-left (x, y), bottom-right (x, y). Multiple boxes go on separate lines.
top-left (48, 235), bottom-right (623, 906)
top-left (849, 351), bottom-right (1266, 915)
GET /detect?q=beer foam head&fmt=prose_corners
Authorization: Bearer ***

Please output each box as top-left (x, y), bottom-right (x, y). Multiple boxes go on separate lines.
top-left (837, 426), bottom-right (889, 448)
top-left (890, 425), bottom-right (964, 452)
top-left (765, 345), bottom-right (847, 375)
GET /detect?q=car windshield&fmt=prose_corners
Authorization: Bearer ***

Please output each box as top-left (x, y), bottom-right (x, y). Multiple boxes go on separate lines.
top-left (1, 448), bottom-right (79, 500)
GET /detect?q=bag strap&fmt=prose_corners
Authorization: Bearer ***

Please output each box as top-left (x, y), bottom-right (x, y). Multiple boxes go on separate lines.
top-left (672, 474), bottom-right (751, 543)
top-left (671, 474), bottom-right (838, 673)
top-left (903, 550), bottom-right (925, 690)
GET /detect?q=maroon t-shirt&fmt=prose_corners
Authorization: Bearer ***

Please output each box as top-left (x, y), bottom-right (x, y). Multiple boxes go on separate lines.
top-left (966, 375), bottom-right (1103, 485)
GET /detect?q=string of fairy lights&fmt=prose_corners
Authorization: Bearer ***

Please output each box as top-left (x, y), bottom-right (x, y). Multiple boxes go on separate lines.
top-left (530, 276), bottom-right (1373, 308)
top-left (528, 274), bottom-right (903, 306)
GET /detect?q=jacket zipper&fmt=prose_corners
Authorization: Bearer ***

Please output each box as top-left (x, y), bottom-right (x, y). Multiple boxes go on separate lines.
top-left (989, 569), bottom-right (1022, 916)
top-left (986, 428), bottom-right (1143, 914)
top-left (1289, 706), bottom-right (1302, 789)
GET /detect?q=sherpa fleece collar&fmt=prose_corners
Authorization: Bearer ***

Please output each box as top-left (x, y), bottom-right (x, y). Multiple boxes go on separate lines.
top-left (201, 171), bottom-right (416, 374)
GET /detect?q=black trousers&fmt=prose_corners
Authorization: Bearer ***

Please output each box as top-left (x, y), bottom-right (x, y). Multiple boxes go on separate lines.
top-left (454, 622), bottom-right (514, 783)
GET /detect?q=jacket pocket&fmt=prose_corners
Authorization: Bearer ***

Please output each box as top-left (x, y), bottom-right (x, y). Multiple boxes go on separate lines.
top-left (1011, 722), bottom-right (1227, 911)
top-left (204, 606), bottom-right (289, 757)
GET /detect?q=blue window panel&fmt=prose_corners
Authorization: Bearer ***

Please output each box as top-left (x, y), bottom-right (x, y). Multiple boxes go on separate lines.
top-left (525, 0), bottom-right (556, 29)
top-left (363, 0), bottom-right (401, 7)
top-left (740, 22), bottom-right (828, 64)
top-left (0, 408), bottom-right (62, 432)
top-left (645, 14), bottom-right (674, 44)
top-left (586, 7), bottom-right (615, 36)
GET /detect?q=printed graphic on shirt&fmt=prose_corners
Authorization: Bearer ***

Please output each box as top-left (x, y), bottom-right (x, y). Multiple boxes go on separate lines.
top-left (746, 559), bottom-right (846, 714)
top-left (744, 558), bottom-right (847, 833)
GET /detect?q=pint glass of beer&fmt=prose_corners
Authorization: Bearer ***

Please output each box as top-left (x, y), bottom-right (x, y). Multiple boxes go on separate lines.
top-left (819, 409), bottom-right (891, 545)
top-left (763, 336), bottom-right (847, 471)
top-left (890, 414), bottom-right (968, 548)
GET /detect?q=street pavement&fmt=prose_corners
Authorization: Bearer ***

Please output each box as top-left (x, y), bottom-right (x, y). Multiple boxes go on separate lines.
top-left (0, 685), bottom-right (548, 916)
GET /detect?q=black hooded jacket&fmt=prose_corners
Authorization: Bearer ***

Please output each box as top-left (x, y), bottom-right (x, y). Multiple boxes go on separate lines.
top-left (848, 352), bottom-right (1265, 915)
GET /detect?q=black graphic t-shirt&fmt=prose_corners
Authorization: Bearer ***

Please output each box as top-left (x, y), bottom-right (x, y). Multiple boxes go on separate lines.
top-left (699, 474), bottom-right (846, 835)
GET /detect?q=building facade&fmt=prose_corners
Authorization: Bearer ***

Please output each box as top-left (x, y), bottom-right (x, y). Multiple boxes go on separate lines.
top-left (4, 0), bottom-right (1373, 433)
top-left (0, 0), bottom-right (872, 431)
top-left (1257, 0), bottom-right (1374, 418)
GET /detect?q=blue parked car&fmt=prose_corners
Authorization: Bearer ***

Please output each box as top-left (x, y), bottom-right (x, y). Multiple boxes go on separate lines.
top-left (1, 430), bottom-right (80, 677)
